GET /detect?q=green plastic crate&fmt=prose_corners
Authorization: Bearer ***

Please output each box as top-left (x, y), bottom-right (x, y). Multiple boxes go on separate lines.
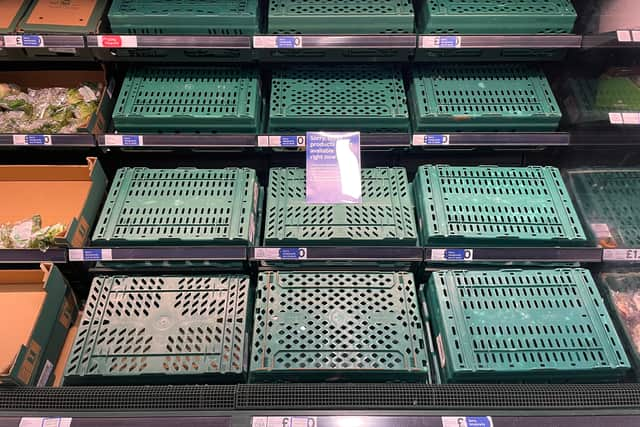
top-left (63, 274), bottom-right (250, 385)
top-left (419, 0), bottom-right (576, 34)
top-left (250, 271), bottom-right (431, 382)
top-left (409, 63), bottom-right (562, 132)
top-left (264, 167), bottom-right (418, 246)
top-left (566, 169), bottom-right (640, 248)
top-left (92, 167), bottom-right (260, 246)
top-left (112, 66), bottom-right (261, 133)
top-left (600, 272), bottom-right (640, 380)
top-left (413, 165), bottom-right (588, 246)
top-left (427, 269), bottom-right (631, 383)
top-left (268, 0), bottom-right (415, 34)
top-left (108, 0), bottom-right (260, 35)
top-left (269, 65), bottom-right (409, 132)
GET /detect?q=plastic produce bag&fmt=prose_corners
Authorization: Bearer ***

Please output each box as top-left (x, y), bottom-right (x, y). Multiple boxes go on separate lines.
top-left (0, 215), bottom-right (65, 249)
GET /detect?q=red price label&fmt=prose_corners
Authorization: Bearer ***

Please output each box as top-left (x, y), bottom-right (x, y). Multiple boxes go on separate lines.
top-left (99, 35), bottom-right (122, 48)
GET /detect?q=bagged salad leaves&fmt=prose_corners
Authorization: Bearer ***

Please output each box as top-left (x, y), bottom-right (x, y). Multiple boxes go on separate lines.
top-left (0, 82), bottom-right (102, 133)
top-left (0, 215), bottom-right (65, 249)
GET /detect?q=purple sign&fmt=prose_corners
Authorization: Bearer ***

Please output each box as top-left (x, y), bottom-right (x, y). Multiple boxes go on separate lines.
top-left (306, 132), bottom-right (361, 204)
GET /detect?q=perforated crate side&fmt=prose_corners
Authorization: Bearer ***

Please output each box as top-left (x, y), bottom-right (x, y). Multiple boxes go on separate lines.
top-left (108, 0), bottom-right (260, 35)
top-left (91, 167), bottom-right (259, 245)
top-left (427, 269), bottom-right (631, 383)
top-left (409, 63), bottom-right (562, 132)
top-left (413, 165), bottom-right (588, 246)
top-left (268, 0), bottom-right (415, 34)
top-left (112, 66), bottom-right (261, 132)
top-left (264, 167), bottom-right (418, 246)
top-left (268, 65), bottom-right (410, 132)
top-left (64, 275), bottom-right (251, 385)
top-left (250, 271), bottom-right (431, 382)
top-left (419, 0), bottom-right (577, 34)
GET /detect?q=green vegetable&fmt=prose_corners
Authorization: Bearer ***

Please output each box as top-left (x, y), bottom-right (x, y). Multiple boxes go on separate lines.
top-left (6, 99), bottom-right (33, 117)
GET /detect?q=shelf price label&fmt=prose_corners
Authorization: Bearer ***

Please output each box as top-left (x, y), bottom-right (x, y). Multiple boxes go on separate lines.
top-left (253, 417), bottom-right (317, 427)
top-left (431, 249), bottom-right (474, 261)
top-left (421, 35), bottom-right (461, 48)
top-left (12, 135), bottom-right (52, 145)
top-left (68, 248), bottom-right (113, 262)
top-left (4, 35), bottom-right (45, 47)
top-left (104, 135), bottom-right (143, 146)
top-left (603, 249), bottom-right (640, 262)
top-left (20, 418), bottom-right (72, 427)
top-left (609, 112), bottom-right (640, 125)
top-left (253, 36), bottom-right (302, 48)
top-left (254, 247), bottom-right (308, 260)
top-left (442, 417), bottom-right (493, 427)
top-left (96, 35), bottom-right (138, 48)
top-left (260, 135), bottom-right (306, 147)
top-left (412, 134), bottom-right (450, 146)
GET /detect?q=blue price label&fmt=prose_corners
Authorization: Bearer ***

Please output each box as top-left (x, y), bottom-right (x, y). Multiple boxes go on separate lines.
top-left (122, 135), bottom-right (141, 146)
top-left (444, 249), bottom-right (469, 261)
top-left (21, 35), bottom-right (43, 47)
top-left (277, 36), bottom-right (302, 48)
top-left (25, 135), bottom-right (48, 145)
top-left (279, 248), bottom-right (306, 260)
top-left (466, 417), bottom-right (493, 427)
top-left (436, 36), bottom-right (460, 48)
top-left (280, 136), bottom-right (301, 147)
top-left (425, 134), bottom-right (449, 145)
top-left (82, 249), bottom-right (103, 261)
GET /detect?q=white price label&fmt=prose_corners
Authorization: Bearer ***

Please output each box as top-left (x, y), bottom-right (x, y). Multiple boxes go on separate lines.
top-left (4, 35), bottom-right (45, 47)
top-left (609, 112), bottom-right (624, 125)
top-left (252, 417), bottom-right (317, 427)
top-left (253, 36), bottom-right (303, 48)
top-left (431, 249), bottom-right (473, 261)
top-left (421, 35), bottom-right (461, 48)
top-left (436, 334), bottom-right (446, 368)
top-left (20, 419), bottom-right (72, 427)
top-left (68, 248), bottom-right (113, 261)
top-left (36, 360), bottom-right (54, 387)
top-left (603, 249), bottom-right (640, 261)
top-left (104, 135), bottom-right (144, 146)
top-left (442, 417), bottom-right (493, 427)
top-left (412, 134), bottom-right (450, 146)
top-left (270, 135), bottom-right (305, 147)
top-left (12, 135), bottom-right (52, 145)
top-left (633, 31), bottom-right (640, 42)
top-left (622, 112), bottom-right (640, 125)
top-left (617, 30), bottom-right (632, 42)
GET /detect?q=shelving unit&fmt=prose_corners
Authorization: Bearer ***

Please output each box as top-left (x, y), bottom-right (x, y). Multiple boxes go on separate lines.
top-left (2, 0), bottom-right (640, 425)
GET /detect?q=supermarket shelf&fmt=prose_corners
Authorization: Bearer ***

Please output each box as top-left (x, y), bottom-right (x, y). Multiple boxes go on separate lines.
top-left (68, 246), bottom-right (247, 262)
top-left (424, 247), bottom-right (602, 263)
top-left (251, 247), bottom-right (423, 262)
top-left (0, 249), bottom-right (66, 264)
top-left (412, 132), bottom-right (569, 147)
top-left (0, 35), bottom-right (84, 49)
top-left (0, 134), bottom-right (95, 147)
top-left (1, 384), bottom-right (640, 413)
top-left (418, 35), bottom-right (582, 49)
top-left (259, 133), bottom-right (410, 148)
top-left (99, 134), bottom-right (256, 148)
top-left (87, 35), bottom-right (251, 49)
top-left (582, 30), bottom-right (640, 49)
top-left (254, 35), bottom-right (416, 49)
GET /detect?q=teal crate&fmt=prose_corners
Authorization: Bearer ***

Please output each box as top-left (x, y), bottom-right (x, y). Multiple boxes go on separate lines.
top-left (413, 165), bottom-right (588, 246)
top-left (418, 0), bottom-right (576, 34)
top-left (269, 65), bottom-right (410, 132)
top-left (92, 167), bottom-right (260, 246)
top-left (427, 269), bottom-right (631, 383)
top-left (566, 168), bottom-right (640, 248)
top-left (108, 0), bottom-right (260, 35)
top-left (409, 63), bottom-right (562, 132)
top-left (264, 167), bottom-right (418, 246)
top-left (268, 0), bottom-right (415, 34)
top-left (64, 275), bottom-right (251, 385)
top-left (600, 272), bottom-right (640, 380)
top-left (113, 66), bottom-right (261, 132)
top-left (250, 271), bottom-right (431, 383)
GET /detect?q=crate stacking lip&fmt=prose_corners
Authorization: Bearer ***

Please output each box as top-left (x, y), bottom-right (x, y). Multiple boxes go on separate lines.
top-left (427, 269), bottom-right (631, 383)
top-left (566, 168), bottom-right (640, 247)
top-left (268, 65), bottom-right (410, 133)
top-left (420, 0), bottom-right (577, 34)
top-left (92, 167), bottom-right (260, 246)
top-left (409, 63), bottom-right (562, 132)
top-left (250, 271), bottom-right (431, 382)
top-left (112, 66), bottom-right (261, 133)
top-left (63, 275), bottom-right (251, 385)
top-left (268, 0), bottom-right (415, 34)
top-left (413, 165), bottom-right (587, 246)
top-left (264, 167), bottom-right (418, 246)
top-left (108, 0), bottom-right (260, 35)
